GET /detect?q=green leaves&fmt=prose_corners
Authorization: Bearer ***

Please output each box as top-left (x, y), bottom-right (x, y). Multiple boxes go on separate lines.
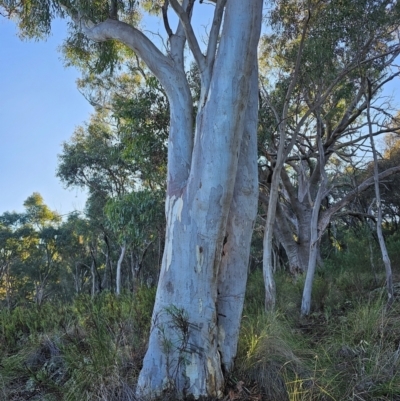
top-left (0, 0), bottom-right (63, 38)
top-left (23, 192), bottom-right (61, 227)
top-left (0, 193), bottom-right (67, 304)
top-left (105, 189), bottom-right (164, 245)
top-left (57, 111), bottom-right (138, 197)
top-left (0, 0), bottom-right (140, 38)
top-left (264, 0), bottom-right (400, 83)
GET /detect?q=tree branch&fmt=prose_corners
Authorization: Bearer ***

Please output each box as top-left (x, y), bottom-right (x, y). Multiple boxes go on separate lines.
top-left (334, 127), bottom-right (400, 151)
top-left (169, 0), bottom-right (206, 72)
top-left (206, 0), bottom-right (227, 69)
top-left (319, 165), bottom-right (400, 232)
top-left (294, 46), bottom-right (400, 144)
top-left (196, 0), bottom-right (227, 105)
top-left (64, 17), bottom-right (176, 90)
top-left (280, 168), bottom-right (302, 213)
top-left (161, 0), bottom-right (173, 38)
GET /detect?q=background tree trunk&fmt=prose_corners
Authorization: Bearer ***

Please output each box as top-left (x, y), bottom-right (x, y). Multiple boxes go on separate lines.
top-left (116, 243), bottom-right (126, 295)
top-left (366, 80), bottom-right (394, 308)
top-left (301, 122), bottom-right (329, 316)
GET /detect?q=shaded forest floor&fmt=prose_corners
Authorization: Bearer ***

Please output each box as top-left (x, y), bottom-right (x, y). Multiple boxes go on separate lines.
top-left (1, 258), bottom-right (400, 401)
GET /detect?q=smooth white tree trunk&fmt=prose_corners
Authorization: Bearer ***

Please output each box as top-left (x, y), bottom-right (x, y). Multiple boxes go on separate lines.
top-left (301, 126), bottom-right (328, 316)
top-left (136, 2), bottom-right (262, 398)
top-left (216, 66), bottom-right (259, 372)
top-left (261, 14), bottom-right (318, 311)
top-left (116, 243), bottom-right (126, 295)
top-left (66, 1), bottom-right (262, 397)
top-left (366, 84), bottom-right (394, 308)
top-left (300, 182), bottom-right (325, 316)
top-left (262, 147), bottom-right (285, 310)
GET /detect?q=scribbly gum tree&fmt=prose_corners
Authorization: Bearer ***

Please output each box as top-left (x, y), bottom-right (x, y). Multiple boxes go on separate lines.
top-left (1, 0), bottom-right (262, 397)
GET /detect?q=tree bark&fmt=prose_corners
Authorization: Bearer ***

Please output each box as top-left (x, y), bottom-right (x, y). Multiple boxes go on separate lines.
top-left (216, 65), bottom-right (259, 373)
top-left (365, 81), bottom-right (394, 308)
top-left (116, 243), bottom-right (126, 295)
top-left (136, 1), bottom-right (262, 398)
top-left (273, 200), bottom-right (312, 275)
top-left (300, 181), bottom-right (327, 316)
top-left (64, 0), bottom-right (262, 397)
top-left (90, 260), bottom-right (96, 298)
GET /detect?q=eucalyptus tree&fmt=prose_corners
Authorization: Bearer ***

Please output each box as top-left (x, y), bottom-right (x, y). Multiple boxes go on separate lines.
top-left (0, 193), bottom-right (63, 305)
top-left (0, 213), bottom-right (24, 307)
top-left (58, 75), bottom-right (169, 293)
top-left (21, 193), bottom-right (63, 304)
top-left (105, 189), bottom-right (164, 294)
top-left (259, 0), bottom-right (400, 312)
top-left (57, 110), bottom-right (138, 197)
top-left (58, 109), bottom-right (137, 292)
top-left (57, 212), bottom-right (93, 296)
top-left (1, 0), bottom-right (263, 396)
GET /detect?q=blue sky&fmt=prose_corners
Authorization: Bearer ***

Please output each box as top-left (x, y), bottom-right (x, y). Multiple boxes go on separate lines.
top-left (0, 18), bottom-right (92, 215)
top-left (1, 6), bottom-right (399, 216)
top-left (0, 7), bottom-right (214, 216)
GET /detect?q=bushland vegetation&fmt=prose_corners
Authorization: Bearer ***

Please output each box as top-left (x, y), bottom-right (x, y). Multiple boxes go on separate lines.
top-left (1, 223), bottom-right (400, 400)
top-left (2, 0), bottom-right (400, 398)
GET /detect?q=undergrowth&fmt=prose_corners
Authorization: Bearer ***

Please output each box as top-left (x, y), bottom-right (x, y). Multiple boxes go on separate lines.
top-left (231, 250), bottom-right (400, 401)
top-left (1, 244), bottom-right (400, 400)
top-left (0, 288), bottom-right (155, 401)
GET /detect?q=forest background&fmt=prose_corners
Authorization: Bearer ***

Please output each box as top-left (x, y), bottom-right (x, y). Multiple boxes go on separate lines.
top-left (2, 0), bottom-right (400, 400)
